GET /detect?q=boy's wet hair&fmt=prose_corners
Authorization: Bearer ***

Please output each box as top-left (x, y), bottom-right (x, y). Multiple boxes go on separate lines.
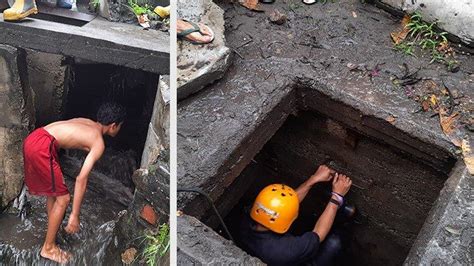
top-left (96, 102), bottom-right (126, 125)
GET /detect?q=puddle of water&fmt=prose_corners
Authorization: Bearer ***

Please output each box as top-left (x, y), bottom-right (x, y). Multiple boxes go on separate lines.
top-left (0, 156), bottom-right (133, 265)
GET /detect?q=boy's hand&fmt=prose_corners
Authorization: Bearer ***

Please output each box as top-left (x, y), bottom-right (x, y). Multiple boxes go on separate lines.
top-left (65, 215), bottom-right (80, 234)
top-left (332, 173), bottom-right (352, 196)
top-left (308, 165), bottom-right (336, 185)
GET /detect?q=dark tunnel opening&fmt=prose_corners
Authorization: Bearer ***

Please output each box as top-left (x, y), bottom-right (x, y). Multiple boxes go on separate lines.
top-left (61, 63), bottom-right (159, 189)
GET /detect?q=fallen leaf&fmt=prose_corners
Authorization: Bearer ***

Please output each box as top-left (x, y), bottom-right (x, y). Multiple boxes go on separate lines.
top-left (352, 11), bottom-right (357, 18)
top-left (461, 136), bottom-right (474, 175)
top-left (390, 15), bottom-right (411, 45)
top-left (269, 9), bottom-right (287, 25)
top-left (430, 94), bottom-right (438, 107)
top-left (439, 109), bottom-right (462, 147)
top-left (385, 115), bottom-right (397, 125)
top-left (121, 248), bottom-right (137, 264)
top-left (444, 225), bottom-right (462, 235)
top-left (421, 100), bottom-right (430, 111)
top-left (239, 0), bottom-right (262, 11)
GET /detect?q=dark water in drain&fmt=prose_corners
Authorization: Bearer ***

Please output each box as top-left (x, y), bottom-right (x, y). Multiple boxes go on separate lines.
top-left (0, 156), bottom-right (133, 265)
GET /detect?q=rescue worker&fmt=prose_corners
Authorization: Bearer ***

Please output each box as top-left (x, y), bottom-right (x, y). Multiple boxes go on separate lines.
top-left (240, 165), bottom-right (353, 265)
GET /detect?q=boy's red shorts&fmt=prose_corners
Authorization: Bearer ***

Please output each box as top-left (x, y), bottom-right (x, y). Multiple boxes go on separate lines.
top-left (23, 128), bottom-right (69, 196)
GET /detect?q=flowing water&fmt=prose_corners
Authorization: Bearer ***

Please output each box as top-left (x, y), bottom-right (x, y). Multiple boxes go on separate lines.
top-left (0, 155), bottom-right (134, 265)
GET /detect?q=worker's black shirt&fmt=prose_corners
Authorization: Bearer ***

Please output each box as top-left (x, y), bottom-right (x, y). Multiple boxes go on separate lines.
top-left (240, 214), bottom-right (320, 266)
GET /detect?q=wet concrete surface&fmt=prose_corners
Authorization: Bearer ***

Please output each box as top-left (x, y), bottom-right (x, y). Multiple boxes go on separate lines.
top-left (177, 0), bottom-right (473, 264)
top-left (178, 0), bottom-right (473, 214)
top-left (0, 155), bottom-right (132, 265)
top-left (0, 15), bottom-right (169, 74)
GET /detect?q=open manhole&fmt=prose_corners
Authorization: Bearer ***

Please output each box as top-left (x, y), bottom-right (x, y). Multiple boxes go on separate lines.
top-left (204, 90), bottom-right (456, 265)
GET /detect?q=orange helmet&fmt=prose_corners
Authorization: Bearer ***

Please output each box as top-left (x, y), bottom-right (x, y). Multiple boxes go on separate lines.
top-left (250, 184), bottom-right (299, 234)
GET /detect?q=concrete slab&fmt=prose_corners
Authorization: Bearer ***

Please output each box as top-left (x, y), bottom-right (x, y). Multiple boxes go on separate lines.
top-left (0, 15), bottom-right (169, 74)
top-left (177, 0), bottom-right (232, 100)
top-left (177, 214), bottom-right (263, 265)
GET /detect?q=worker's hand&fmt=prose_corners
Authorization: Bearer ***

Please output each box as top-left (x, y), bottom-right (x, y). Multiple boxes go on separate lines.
top-left (308, 165), bottom-right (336, 185)
top-left (332, 173), bottom-right (352, 196)
top-left (65, 215), bottom-right (80, 234)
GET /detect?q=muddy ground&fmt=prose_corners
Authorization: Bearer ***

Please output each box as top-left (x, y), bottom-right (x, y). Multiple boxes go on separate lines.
top-left (219, 0), bottom-right (473, 108)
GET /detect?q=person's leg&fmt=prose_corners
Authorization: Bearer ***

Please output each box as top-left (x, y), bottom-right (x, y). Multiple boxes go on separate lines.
top-left (46, 196), bottom-right (56, 217)
top-left (40, 194), bottom-right (71, 263)
top-left (313, 232), bottom-right (343, 266)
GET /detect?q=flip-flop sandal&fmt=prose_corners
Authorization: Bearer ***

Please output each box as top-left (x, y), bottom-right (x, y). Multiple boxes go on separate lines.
top-left (302, 0), bottom-right (317, 4)
top-left (177, 19), bottom-right (215, 45)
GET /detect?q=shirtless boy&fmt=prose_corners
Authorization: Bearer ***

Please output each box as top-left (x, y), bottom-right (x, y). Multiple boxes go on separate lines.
top-left (23, 102), bottom-right (126, 263)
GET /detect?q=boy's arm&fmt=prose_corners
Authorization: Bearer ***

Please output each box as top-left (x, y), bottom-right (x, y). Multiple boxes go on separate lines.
top-left (65, 140), bottom-right (104, 234)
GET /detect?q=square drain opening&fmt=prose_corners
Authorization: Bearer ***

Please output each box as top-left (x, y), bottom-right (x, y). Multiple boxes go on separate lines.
top-left (214, 108), bottom-right (455, 265)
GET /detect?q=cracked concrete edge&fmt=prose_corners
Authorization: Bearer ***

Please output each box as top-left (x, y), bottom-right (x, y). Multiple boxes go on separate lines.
top-left (177, 214), bottom-right (264, 265)
top-left (376, 0), bottom-right (474, 46)
top-left (177, 0), bottom-right (233, 100)
top-left (405, 161), bottom-right (473, 265)
top-left (177, 60), bottom-right (458, 214)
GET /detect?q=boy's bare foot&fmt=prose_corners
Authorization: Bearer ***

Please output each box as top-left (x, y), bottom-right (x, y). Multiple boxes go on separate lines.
top-left (40, 245), bottom-right (71, 264)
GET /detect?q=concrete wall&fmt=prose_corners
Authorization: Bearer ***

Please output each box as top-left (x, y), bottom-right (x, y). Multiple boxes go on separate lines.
top-left (0, 45), bottom-right (35, 211)
top-left (141, 75), bottom-right (170, 169)
top-left (25, 49), bottom-right (69, 127)
top-left (106, 76), bottom-right (170, 264)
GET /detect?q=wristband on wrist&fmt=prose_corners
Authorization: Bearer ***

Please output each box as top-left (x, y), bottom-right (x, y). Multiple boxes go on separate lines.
top-left (331, 191), bottom-right (344, 206)
top-left (329, 198), bottom-right (341, 208)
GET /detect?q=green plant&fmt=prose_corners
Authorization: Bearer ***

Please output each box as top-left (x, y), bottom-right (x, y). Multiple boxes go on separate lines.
top-left (446, 59), bottom-right (459, 72)
top-left (127, 0), bottom-right (152, 16)
top-left (142, 223), bottom-right (170, 266)
top-left (395, 42), bottom-right (416, 56)
top-left (397, 11), bottom-right (456, 69)
top-left (91, 0), bottom-right (100, 9)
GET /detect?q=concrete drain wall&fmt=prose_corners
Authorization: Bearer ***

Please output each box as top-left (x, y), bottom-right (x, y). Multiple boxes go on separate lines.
top-left (202, 90), bottom-right (456, 265)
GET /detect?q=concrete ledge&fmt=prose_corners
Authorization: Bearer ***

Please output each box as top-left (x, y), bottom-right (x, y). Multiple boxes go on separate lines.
top-left (405, 162), bottom-right (473, 265)
top-left (177, 214), bottom-right (263, 265)
top-left (0, 16), bottom-right (170, 74)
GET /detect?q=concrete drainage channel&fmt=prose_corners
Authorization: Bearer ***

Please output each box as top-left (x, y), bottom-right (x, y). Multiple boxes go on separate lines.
top-left (178, 83), bottom-right (469, 265)
top-left (0, 48), bottom-right (170, 264)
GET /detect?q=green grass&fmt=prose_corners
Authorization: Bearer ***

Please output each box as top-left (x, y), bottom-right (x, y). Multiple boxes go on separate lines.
top-left (395, 11), bottom-right (458, 69)
top-left (141, 223), bottom-right (170, 266)
top-left (91, 0), bottom-right (100, 9)
top-left (395, 41), bottom-right (416, 56)
top-left (127, 0), bottom-right (152, 16)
